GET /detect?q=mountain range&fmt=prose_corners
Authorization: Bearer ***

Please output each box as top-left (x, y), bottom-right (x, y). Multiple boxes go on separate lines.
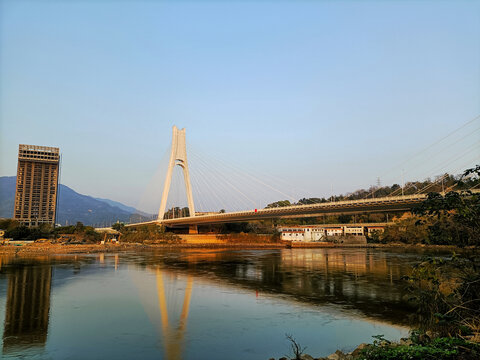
top-left (0, 176), bottom-right (154, 226)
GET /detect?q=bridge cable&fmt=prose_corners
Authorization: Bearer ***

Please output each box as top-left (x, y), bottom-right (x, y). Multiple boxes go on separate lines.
top-left (363, 117), bottom-right (480, 199)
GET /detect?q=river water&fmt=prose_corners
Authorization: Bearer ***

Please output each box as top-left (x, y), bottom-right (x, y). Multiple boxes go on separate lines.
top-left (0, 248), bottom-right (448, 360)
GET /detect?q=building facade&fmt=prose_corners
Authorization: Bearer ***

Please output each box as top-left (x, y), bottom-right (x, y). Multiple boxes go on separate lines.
top-left (13, 145), bottom-right (60, 227)
top-left (279, 226), bottom-right (327, 242)
top-left (278, 224), bottom-right (386, 242)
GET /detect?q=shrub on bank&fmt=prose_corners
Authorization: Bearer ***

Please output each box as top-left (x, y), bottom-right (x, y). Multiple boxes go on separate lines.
top-left (359, 333), bottom-right (480, 360)
top-left (0, 219), bottom-right (54, 240)
top-left (118, 224), bottom-right (181, 243)
top-left (403, 254), bottom-right (480, 340)
top-left (216, 232), bottom-right (278, 243)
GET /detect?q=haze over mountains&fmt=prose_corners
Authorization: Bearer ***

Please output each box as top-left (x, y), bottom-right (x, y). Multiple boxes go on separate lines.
top-left (0, 176), bottom-right (154, 226)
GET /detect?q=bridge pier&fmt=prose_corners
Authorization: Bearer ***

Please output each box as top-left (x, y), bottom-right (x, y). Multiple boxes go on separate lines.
top-left (188, 225), bottom-right (198, 234)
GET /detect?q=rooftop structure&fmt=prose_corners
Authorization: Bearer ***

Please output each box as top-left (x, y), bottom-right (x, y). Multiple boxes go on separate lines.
top-left (13, 144), bottom-right (60, 227)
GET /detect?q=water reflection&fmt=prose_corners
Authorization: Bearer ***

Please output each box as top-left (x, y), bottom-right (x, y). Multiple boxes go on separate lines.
top-left (142, 248), bottom-right (417, 325)
top-left (2, 259), bottom-right (52, 354)
top-left (0, 248), bottom-right (439, 359)
top-left (154, 270), bottom-right (192, 360)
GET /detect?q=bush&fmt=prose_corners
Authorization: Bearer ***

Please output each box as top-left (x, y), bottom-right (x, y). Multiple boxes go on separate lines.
top-left (2, 221), bottom-right (53, 240)
top-left (404, 254), bottom-right (480, 339)
top-left (119, 225), bottom-right (181, 243)
top-left (360, 333), bottom-right (480, 360)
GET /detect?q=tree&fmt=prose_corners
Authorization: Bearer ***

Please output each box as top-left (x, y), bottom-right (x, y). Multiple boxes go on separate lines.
top-left (112, 222), bottom-right (125, 232)
top-left (0, 219), bottom-right (21, 232)
top-left (297, 198), bottom-right (324, 205)
top-left (75, 222), bottom-right (85, 233)
top-left (414, 165), bottom-right (480, 246)
top-left (266, 200), bottom-right (291, 208)
top-left (338, 214), bottom-right (352, 223)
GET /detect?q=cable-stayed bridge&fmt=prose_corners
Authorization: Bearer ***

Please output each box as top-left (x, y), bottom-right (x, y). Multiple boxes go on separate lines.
top-left (124, 124), bottom-right (479, 230)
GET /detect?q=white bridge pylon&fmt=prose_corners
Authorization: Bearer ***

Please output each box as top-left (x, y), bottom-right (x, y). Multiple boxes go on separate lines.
top-left (158, 126), bottom-right (196, 221)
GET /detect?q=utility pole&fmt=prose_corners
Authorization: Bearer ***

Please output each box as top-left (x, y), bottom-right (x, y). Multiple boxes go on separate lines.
top-left (401, 169), bottom-right (405, 196)
top-left (375, 177), bottom-right (381, 198)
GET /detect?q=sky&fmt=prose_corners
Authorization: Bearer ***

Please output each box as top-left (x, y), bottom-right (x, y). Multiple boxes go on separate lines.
top-left (1, 0), bottom-right (479, 213)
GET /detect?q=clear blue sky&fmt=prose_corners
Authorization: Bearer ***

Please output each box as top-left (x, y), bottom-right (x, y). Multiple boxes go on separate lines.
top-left (1, 0), bottom-right (479, 213)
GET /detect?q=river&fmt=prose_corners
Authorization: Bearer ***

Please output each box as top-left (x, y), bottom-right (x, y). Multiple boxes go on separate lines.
top-left (0, 248), bottom-right (450, 359)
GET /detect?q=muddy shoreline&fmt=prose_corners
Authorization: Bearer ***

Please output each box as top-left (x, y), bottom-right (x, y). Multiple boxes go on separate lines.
top-left (0, 242), bottom-right (468, 255)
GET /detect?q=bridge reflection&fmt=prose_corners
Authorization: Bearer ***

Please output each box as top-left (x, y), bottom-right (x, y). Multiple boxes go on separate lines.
top-left (139, 248), bottom-right (416, 326)
top-left (155, 269), bottom-right (193, 360)
top-left (131, 265), bottom-right (194, 360)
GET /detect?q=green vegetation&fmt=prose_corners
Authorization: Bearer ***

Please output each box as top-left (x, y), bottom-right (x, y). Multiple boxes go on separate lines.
top-left (360, 166), bottom-right (480, 359)
top-left (404, 255), bottom-right (480, 339)
top-left (266, 200), bottom-right (292, 208)
top-left (55, 222), bottom-right (102, 243)
top-left (197, 219), bottom-right (279, 235)
top-left (276, 167), bottom-right (480, 360)
top-left (364, 166), bottom-right (479, 246)
top-left (414, 191), bottom-right (479, 247)
top-left (162, 206), bottom-right (190, 219)
top-left (0, 219), bottom-right (53, 240)
top-left (114, 223), bottom-right (181, 243)
top-left (360, 333), bottom-right (480, 360)
top-left (267, 171), bottom-right (478, 209)
top-left (0, 219), bottom-right (101, 242)
top-left (368, 217), bottom-right (428, 244)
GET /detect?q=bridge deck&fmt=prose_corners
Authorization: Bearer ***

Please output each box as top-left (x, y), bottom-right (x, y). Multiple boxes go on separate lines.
top-left (123, 190), bottom-right (479, 228)
top-left (162, 193), bottom-right (427, 226)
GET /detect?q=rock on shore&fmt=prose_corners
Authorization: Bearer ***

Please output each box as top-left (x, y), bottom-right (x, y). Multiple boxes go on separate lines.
top-left (269, 343), bottom-right (369, 360)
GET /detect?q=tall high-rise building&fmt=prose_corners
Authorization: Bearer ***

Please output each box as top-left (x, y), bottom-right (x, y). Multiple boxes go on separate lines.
top-left (13, 144), bottom-right (60, 227)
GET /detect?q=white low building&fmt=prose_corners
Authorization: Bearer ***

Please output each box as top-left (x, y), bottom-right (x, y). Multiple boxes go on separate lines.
top-left (279, 224), bottom-right (385, 241)
top-left (344, 226), bottom-right (364, 236)
top-left (281, 229), bottom-right (305, 241)
top-left (325, 227), bottom-right (343, 236)
top-left (279, 226), bottom-right (326, 242)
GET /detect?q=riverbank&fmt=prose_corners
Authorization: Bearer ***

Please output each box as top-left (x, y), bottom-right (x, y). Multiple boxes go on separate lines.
top-left (269, 336), bottom-right (480, 360)
top-left (0, 242), bottom-right (286, 255)
top-left (0, 241), bottom-right (469, 255)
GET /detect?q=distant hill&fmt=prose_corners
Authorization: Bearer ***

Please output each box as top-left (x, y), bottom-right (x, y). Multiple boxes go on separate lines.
top-left (0, 177), bottom-right (16, 221)
top-left (0, 176), bottom-right (154, 226)
top-left (94, 197), bottom-right (151, 217)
